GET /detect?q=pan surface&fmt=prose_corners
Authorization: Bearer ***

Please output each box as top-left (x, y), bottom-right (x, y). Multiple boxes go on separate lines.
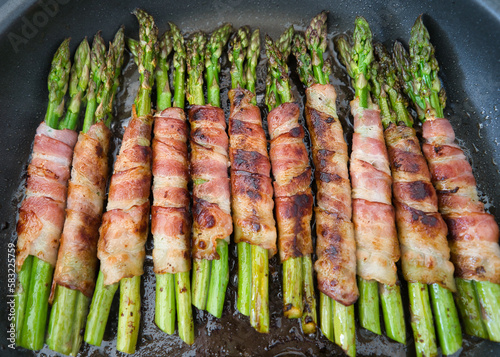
top-left (0, 0), bottom-right (499, 356)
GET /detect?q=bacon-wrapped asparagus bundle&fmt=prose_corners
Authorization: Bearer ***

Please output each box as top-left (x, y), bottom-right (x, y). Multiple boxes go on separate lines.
top-left (152, 24), bottom-right (194, 345)
top-left (334, 17), bottom-right (405, 344)
top-left (265, 30), bottom-right (317, 335)
top-left (187, 25), bottom-right (233, 318)
top-left (14, 39), bottom-right (80, 351)
top-left (366, 40), bottom-right (462, 356)
top-left (84, 10), bottom-right (156, 354)
top-left (394, 16), bottom-right (500, 342)
top-left (228, 27), bottom-right (277, 333)
top-left (46, 29), bottom-right (124, 356)
top-left (292, 13), bottom-right (355, 355)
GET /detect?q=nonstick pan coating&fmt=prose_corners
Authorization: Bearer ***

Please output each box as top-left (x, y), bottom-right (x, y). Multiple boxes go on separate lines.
top-left (0, 0), bottom-right (499, 356)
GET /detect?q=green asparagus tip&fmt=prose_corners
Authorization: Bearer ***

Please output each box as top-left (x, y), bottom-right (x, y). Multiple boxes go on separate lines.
top-left (372, 41), bottom-right (413, 127)
top-left (277, 25), bottom-right (294, 59)
top-left (408, 15), bottom-right (446, 119)
top-left (44, 38), bottom-right (71, 128)
top-left (305, 11), bottom-right (328, 54)
top-left (229, 26), bottom-right (250, 89)
top-left (292, 32), bottom-right (315, 87)
top-left (186, 31), bottom-right (207, 106)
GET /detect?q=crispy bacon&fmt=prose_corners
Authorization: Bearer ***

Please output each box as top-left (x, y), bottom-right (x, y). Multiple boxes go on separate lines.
top-left (16, 122), bottom-right (78, 272)
top-left (52, 122), bottom-right (111, 298)
top-left (229, 88), bottom-right (277, 255)
top-left (152, 107), bottom-right (191, 274)
top-left (268, 102), bottom-right (313, 263)
top-left (97, 113), bottom-right (153, 286)
top-left (385, 123), bottom-right (456, 291)
top-left (305, 83), bottom-right (358, 306)
top-left (350, 99), bottom-right (400, 286)
top-left (189, 105), bottom-right (232, 260)
top-left (422, 118), bottom-right (500, 283)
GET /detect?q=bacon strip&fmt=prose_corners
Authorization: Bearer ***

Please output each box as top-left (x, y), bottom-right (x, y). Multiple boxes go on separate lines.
top-left (52, 122), bottom-right (111, 297)
top-left (350, 99), bottom-right (400, 286)
top-left (189, 105), bottom-right (232, 260)
top-left (97, 113), bottom-right (153, 286)
top-left (422, 118), bottom-right (500, 283)
top-left (305, 83), bottom-right (358, 306)
top-left (152, 107), bottom-right (191, 274)
top-left (268, 102), bottom-right (313, 263)
top-left (16, 122), bottom-right (78, 272)
top-left (385, 123), bottom-right (456, 291)
top-left (229, 88), bottom-right (277, 255)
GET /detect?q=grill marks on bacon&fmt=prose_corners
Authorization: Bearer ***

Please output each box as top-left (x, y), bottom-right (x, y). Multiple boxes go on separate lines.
top-left (385, 123), bottom-right (456, 291)
top-left (97, 114), bottom-right (153, 286)
top-left (305, 83), bottom-right (358, 306)
top-left (268, 102), bottom-right (313, 263)
top-left (422, 118), bottom-right (500, 283)
top-left (152, 108), bottom-right (191, 275)
top-left (16, 122), bottom-right (78, 272)
top-left (189, 105), bottom-right (232, 260)
top-left (350, 99), bottom-right (400, 286)
top-left (53, 122), bottom-right (111, 298)
top-left (229, 88), bottom-right (277, 255)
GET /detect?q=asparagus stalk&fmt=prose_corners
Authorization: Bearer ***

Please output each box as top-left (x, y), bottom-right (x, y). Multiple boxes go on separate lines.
top-left (266, 28), bottom-right (319, 335)
top-left (59, 38), bottom-right (90, 130)
top-left (187, 26), bottom-right (232, 318)
top-left (187, 31), bottom-right (209, 311)
top-left (370, 37), bottom-right (463, 355)
top-left (82, 33), bottom-right (106, 133)
top-left (335, 17), bottom-right (380, 337)
top-left (81, 37), bottom-right (124, 349)
top-left (171, 23), bottom-right (187, 109)
top-left (205, 24), bottom-right (232, 319)
top-left (16, 39), bottom-right (71, 351)
top-left (265, 34), bottom-right (304, 319)
top-left (205, 23), bottom-right (232, 107)
top-left (47, 37), bottom-right (119, 356)
top-left (154, 23), bottom-right (194, 345)
top-left (228, 26), bottom-right (251, 316)
top-left (155, 29), bottom-right (173, 111)
top-left (116, 10), bottom-right (157, 354)
top-left (393, 24), bottom-right (466, 353)
top-left (229, 26), bottom-right (249, 90)
top-left (249, 41), bottom-right (271, 327)
top-left (336, 18), bottom-right (409, 345)
top-left (293, 13), bottom-right (354, 353)
top-left (398, 16), bottom-right (500, 343)
top-left (154, 29), bottom-right (175, 336)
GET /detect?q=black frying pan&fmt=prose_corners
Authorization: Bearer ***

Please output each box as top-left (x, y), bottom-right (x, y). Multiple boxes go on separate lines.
top-left (1, 0), bottom-right (499, 356)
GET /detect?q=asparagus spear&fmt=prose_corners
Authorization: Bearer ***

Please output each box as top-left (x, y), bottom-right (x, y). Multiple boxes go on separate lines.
top-left (82, 33), bottom-right (106, 133)
top-left (205, 24), bottom-right (232, 319)
top-left (15, 38), bottom-right (71, 351)
top-left (188, 25), bottom-right (232, 319)
top-left (229, 26), bottom-right (251, 317)
top-left (59, 38), bottom-right (91, 130)
top-left (205, 23), bottom-right (232, 107)
top-left (266, 28), bottom-right (319, 336)
top-left (84, 10), bottom-right (157, 354)
top-left (117, 10), bottom-right (157, 354)
top-left (47, 35), bottom-right (121, 356)
top-left (154, 23), bottom-right (194, 345)
top-left (335, 17), bottom-right (406, 344)
top-left (83, 31), bottom-right (127, 349)
top-left (393, 23), bottom-right (465, 353)
top-left (396, 15), bottom-right (500, 343)
top-left (294, 12), bottom-right (353, 353)
top-left (370, 38), bottom-right (462, 356)
top-left (265, 34), bottom-right (303, 319)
